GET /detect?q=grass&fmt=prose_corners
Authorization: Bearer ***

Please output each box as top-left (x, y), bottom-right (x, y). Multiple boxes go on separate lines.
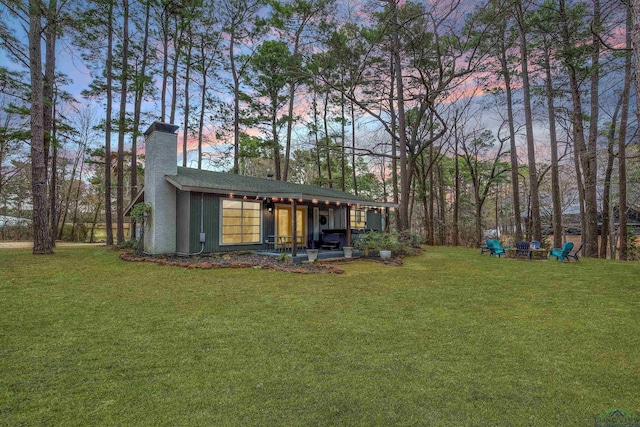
top-left (1, 246), bottom-right (639, 426)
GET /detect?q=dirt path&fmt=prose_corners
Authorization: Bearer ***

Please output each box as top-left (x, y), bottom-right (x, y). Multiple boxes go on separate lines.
top-left (0, 242), bottom-right (104, 249)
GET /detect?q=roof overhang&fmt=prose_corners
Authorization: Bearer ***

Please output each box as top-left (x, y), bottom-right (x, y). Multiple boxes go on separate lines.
top-left (165, 177), bottom-right (398, 209)
top-left (124, 186), bottom-right (145, 216)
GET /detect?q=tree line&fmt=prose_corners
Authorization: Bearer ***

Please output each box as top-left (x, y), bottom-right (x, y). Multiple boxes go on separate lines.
top-left (0, 0), bottom-right (638, 259)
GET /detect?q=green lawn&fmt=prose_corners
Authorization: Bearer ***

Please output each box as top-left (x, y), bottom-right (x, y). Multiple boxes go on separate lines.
top-left (1, 246), bottom-right (638, 426)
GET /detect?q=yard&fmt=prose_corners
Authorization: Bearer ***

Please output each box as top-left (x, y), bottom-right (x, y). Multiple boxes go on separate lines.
top-left (1, 246), bottom-right (638, 426)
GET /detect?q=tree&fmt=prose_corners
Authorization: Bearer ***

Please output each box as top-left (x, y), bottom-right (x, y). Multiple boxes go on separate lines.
top-left (270, 0), bottom-right (333, 182)
top-left (220, 0), bottom-right (264, 174)
top-left (28, 0), bottom-right (53, 253)
top-left (557, 0), bottom-right (599, 257)
top-left (243, 40), bottom-right (300, 180)
top-left (459, 129), bottom-right (510, 242)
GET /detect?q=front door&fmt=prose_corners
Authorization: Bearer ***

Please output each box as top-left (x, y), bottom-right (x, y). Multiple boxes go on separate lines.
top-left (275, 205), bottom-right (307, 248)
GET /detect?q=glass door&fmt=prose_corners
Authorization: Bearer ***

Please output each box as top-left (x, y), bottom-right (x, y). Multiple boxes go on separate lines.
top-left (275, 205), bottom-right (307, 249)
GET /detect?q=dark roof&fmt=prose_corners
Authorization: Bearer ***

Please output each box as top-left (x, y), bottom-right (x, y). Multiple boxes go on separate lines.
top-left (165, 167), bottom-right (397, 208)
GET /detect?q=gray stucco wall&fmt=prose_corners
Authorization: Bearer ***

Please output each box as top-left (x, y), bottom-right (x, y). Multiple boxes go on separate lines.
top-left (143, 124), bottom-right (178, 254)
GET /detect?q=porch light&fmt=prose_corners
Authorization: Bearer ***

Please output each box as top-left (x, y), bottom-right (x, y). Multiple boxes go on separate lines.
top-left (229, 193), bottom-right (234, 198)
top-left (312, 199), bottom-right (318, 204)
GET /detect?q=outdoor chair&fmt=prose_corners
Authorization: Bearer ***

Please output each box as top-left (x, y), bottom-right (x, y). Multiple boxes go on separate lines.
top-left (548, 241), bottom-right (574, 262)
top-left (567, 242), bottom-right (583, 262)
top-left (515, 241), bottom-right (532, 260)
top-left (491, 239), bottom-right (507, 257)
top-left (530, 240), bottom-right (541, 249)
top-left (481, 239), bottom-right (494, 255)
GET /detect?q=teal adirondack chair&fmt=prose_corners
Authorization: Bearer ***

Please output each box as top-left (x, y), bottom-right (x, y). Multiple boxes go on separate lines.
top-left (481, 239), bottom-right (494, 255)
top-left (548, 242), bottom-right (574, 262)
top-left (491, 239), bottom-right (507, 257)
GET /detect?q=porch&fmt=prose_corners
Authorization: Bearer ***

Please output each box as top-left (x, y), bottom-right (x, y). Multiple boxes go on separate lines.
top-left (256, 247), bottom-right (363, 264)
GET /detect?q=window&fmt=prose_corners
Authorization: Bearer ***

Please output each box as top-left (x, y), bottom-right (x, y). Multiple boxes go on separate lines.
top-left (350, 209), bottom-right (366, 229)
top-left (221, 199), bottom-right (261, 245)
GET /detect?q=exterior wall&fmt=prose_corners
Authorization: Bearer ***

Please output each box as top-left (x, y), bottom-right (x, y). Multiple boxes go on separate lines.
top-left (367, 210), bottom-right (382, 232)
top-left (143, 123), bottom-right (178, 254)
top-left (180, 193), bottom-right (386, 254)
top-left (332, 206), bottom-right (347, 229)
top-left (188, 192), bottom-right (264, 253)
top-left (176, 190), bottom-right (191, 254)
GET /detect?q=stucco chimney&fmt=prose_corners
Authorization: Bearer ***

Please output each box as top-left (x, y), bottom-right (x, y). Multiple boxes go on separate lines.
top-left (143, 122), bottom-right (179, 254)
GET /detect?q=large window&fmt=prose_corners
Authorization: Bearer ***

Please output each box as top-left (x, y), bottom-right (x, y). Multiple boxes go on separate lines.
top-left (350, 209), bottom-right (366, 229)
top-left (221, 199), bottom-right (261, 245)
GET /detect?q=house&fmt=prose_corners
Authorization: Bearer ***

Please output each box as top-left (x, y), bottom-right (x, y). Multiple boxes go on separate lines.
top-left (133, 122), bottom-right (397, 255)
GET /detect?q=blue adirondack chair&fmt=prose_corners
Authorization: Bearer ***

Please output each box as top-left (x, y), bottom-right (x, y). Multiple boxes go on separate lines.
top-left (491, 239), bottom-right (507, 257)
top-left (548, 242), bottom-right (574, 262)
top-left (567, 242), bottom-right (583, 262)
top-left (481, 239), bottom-right (494, 255)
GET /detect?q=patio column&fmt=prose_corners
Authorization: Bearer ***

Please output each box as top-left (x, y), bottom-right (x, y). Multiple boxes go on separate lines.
top-left (291, 199), bottom-right (297, 257)
top-left (346, 205), bottom-right (351, 246)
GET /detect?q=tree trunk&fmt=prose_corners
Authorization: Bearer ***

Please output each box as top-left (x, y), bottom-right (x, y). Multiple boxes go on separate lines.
top-left (618, 6), bottom-right (632, 260)
top-left (116, 0), bottom-right (129, 245)
top-left (499, 31), bottom-right (523, 241)
top-left (131, 0), bottom-right (151, 238)
top-left (29, 0), bottom-right (53, 254)
top-left (323, 91), bottom-right (332, 187)
top-left (589, 0), bottom-right (602, 257)
top-left (389, 57), bottom-right (399, 231)
top-left (44, 0), bottom-right (57, 247)
top-left (104, 1), bottom-right (114, 246)
top-left (559, 0), bottom-right (597, 257)
top-left (161, 9), bottom-right (169, 122)
top-left (542, 42), bottom-right (563, 249)
top-left (271, 107), bottom-right (281, 180)
top-left (182, 37), bottom-right (192, 168)
top-left (169, 15), bottom-right (182, 124)
top-left (230, 33), bottom-right (240, 174)
top-left (515, 1), bottom-right (541, 242)
top-left (340, 88), bottom-right (346, 191)
top-left (600, 98), bottom-right (621, 259)
top-left (351, 99), bottom-right (358, 195)
top-left (390, 0), bottom-right (410, 232)
top-left (452, 114), bottom-right (459, 247)
top-left (282, 30), bottom-right (302, 183)
top-left (633, 0), bottom-right (640, 133)
top-left (197, 37), bottom-right (207, 170)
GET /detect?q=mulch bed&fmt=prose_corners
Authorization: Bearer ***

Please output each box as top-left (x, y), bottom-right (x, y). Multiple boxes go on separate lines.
top-left (119, 251), bottom-right (346, 274)
top-left (120, 251), bottom-right (406, 273)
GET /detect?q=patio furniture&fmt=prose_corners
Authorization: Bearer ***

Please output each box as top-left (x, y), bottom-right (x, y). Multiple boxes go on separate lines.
top-left (491, 239), bottom-right (508, 257)
top-left (264, 235), bottom-right (276, 252)
top-left (320, 231), bottom-right (342, 250)
top-left (480, 239), bottom-right (493, 255)
top-left (530, 240), bottom-right (541, 249)
top-left (515, 241), bottom-right (532, 260)
top-left (567, 242), bottom-right (583, 262)
top-left (548, 242), bottom-right (574, 262)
